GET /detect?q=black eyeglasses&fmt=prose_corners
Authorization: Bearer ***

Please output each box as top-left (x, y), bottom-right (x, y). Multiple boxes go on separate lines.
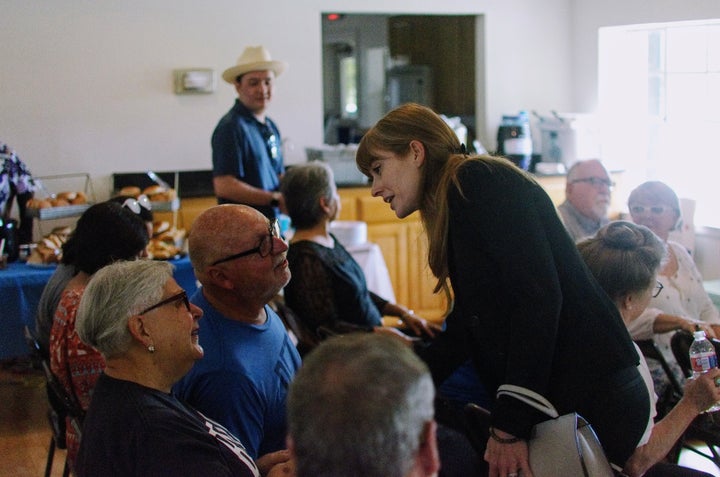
top-left (140, 290), bottom-right (191, 315)
top-left (629, 205), bottom-right (674, 216)
top-left (570, 177), bottom-right (615, 190)
top-left (653, 281), bottom-right (664, 298)
top-left (211, 219), bottom-right (281, 266)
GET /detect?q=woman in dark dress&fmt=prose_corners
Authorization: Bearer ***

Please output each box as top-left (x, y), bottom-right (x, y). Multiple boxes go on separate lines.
top-left (280, 162), bottom-right (439, 340)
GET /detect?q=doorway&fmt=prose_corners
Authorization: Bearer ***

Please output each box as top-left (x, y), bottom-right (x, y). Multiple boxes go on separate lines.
top-left (321, 13), bottom-right (478, 145)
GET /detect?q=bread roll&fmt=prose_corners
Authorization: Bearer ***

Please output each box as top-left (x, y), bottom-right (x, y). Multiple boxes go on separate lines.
top-left (70, 191), bottom-right (87, 205)
top-left (119, 186), bottom-right (141, 198)
top-left (27, 198), bottom-right (53, 209)
top-left (143, 185), bottom-right (166, 196)
top-left (50, 197), bottom-right (70, 207)
top-left (143, 185), bottom-right (176, 202)
top-left (56, 191), bottom-right (77, 202)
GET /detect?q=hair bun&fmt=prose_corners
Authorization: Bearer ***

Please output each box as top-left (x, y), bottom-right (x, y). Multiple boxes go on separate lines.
top-left (598, 221), bottom-right (645, 250)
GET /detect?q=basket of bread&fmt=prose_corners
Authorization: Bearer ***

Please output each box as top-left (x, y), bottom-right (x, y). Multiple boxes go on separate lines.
top-left (146, 220), bottom-right (186, 260)
top-left (26, 226), bottom-right (73, 265)
top-left (118, 185), bottom-right (179, 212)
top-left (26, 191), bottom-right (91, 219)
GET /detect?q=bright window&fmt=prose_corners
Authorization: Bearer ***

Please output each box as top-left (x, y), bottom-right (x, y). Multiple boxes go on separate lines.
top-left (599, 19), bottom-right (720, 227)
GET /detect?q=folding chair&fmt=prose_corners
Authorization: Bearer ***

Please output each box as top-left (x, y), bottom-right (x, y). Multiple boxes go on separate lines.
top-left (24, 326), bottom-right (84, 477)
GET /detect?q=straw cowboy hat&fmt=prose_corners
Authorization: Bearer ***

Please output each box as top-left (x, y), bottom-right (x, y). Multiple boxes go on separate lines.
top-left (222, 45), bottom-right (288, 83)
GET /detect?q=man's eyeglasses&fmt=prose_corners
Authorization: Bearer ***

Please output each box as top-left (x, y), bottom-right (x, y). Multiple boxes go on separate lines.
top-left (570, 177), bottom-right (615, 190)
top-left (653, 281), bottom-right (664, 298)
top-left (629, 205), bottom-right (674, 216)
top-left (211, 218), bottom-right (281, 266)
top-left (122, 194), bottom-right (152, 215)
top-left (140, 290), bottom-right (190, 315)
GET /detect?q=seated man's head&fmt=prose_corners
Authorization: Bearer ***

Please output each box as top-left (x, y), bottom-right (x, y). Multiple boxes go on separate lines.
top-left (188, 204), bottom-right (290, 305)
top-left (565, 159), bottom-right (613, 221)
top-left (287, 333), bottom-right (439, 477)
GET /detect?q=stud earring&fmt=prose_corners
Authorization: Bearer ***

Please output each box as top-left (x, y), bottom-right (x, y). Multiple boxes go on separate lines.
top-left (148, 344), bottom-right (155, 353)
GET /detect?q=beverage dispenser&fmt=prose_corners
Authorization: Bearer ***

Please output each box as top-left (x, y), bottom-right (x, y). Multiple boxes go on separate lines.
top-left (496, 111), bottom-right (533, 170)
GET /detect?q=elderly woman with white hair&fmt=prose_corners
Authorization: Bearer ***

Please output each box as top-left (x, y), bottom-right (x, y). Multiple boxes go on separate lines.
top-left (74, 260), bottom-right (289, 477)
top-left (627, 181), bottom-right (720, 394)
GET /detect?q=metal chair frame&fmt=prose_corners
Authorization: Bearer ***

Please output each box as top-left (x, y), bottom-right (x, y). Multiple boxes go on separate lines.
top-left (24, 326), bottom-right (84, 477)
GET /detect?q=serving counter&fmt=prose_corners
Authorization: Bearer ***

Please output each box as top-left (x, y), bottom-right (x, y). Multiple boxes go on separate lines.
top-left (0, 256), bottom-right (197, 360)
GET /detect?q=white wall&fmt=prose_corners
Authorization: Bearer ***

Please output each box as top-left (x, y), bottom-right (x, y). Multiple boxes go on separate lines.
top-left (1, 0), bottom-right (572, 199)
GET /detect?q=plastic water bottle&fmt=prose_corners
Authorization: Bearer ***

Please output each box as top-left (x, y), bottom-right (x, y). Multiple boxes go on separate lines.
top-left (689, 330), bottom-right (720, 412)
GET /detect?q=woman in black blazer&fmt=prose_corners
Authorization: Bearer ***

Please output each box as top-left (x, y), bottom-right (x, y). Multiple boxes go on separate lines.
top-left (356, 103), bottom-right (647, 477)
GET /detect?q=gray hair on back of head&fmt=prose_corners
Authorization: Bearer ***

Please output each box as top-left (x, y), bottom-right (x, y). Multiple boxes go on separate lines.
top-left (288, 333), bottom-right (435, 477)
top-left (280, 162), bottom-right (336, 229)
top-left (76, 260), bottom-right (174, 358)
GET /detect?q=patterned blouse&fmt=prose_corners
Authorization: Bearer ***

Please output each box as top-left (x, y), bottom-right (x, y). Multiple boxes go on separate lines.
top-left (49, 287), bottom-right (106, 466)
top-left (0, 141), bottom-right (35, 213)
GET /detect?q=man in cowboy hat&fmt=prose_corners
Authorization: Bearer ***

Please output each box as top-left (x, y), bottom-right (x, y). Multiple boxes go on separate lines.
top-left (211, 45), bottom-right (288, 219)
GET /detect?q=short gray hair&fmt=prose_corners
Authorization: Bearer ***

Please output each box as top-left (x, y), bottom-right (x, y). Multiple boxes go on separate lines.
top-left (287, 333), bottom-right (435, 477)
top-left (280, 162), bottom-right (336, 229)
top-left (76, 260), bottom-right (174, 358)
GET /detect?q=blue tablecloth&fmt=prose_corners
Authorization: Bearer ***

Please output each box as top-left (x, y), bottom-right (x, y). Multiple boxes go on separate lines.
top-left (0, 256), bottom-right (197, 360)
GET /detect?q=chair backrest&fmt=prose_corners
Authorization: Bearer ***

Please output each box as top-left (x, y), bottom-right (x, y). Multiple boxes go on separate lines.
top-left (635, 339), bottom-right (684, 395)
top-left (24, 325), bottom-right (85, 448)
top-left (463, 402), bottom-right (492, 455)
top-left (269, 297), bottom-right (320, 357)
top-left (23, 325), bottom-right (49, 368)
top-left (41, 360), bottom-right (85, 423)
top-left (671, 331), bottom-right (694, 379)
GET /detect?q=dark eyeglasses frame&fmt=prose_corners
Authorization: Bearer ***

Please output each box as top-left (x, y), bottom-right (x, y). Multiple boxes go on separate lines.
top-left (140, 290), bottom-right (190, 315)
top-left (211, 219), bottom-right (281, 266)
top-left (570, 177), bottom-right (615, 190)
top-left (653, 281), bottom-right (664, 298)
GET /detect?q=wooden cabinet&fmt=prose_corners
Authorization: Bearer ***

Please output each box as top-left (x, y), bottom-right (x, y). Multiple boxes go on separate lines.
top-left (338, 171), bottom-right (626, 324)
top-left (338, 187), bottom-right (448, 323)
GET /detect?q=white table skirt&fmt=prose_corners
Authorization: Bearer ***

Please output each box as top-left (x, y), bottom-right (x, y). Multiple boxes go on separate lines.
top-left (346, 242), bottom-right (396, 304)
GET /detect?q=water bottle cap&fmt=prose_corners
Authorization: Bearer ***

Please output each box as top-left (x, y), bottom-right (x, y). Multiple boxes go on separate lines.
top-left (694, 330), bottom-right (707, 340)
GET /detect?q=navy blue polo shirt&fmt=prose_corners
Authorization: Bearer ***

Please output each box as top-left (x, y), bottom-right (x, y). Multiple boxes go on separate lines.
top-left (211, 99), bottom-right (284, 218)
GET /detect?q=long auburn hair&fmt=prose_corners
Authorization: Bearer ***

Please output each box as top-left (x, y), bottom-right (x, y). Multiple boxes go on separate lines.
top-left (357, 103), bottom-right (525, 299)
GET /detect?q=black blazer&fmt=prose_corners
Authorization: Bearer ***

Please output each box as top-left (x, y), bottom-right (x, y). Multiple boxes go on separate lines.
top-left (418, 160), bottom-right (638, 438)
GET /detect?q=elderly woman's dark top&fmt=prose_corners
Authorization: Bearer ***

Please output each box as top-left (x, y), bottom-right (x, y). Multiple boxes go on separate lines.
top-left (416, 159), bottom-right (645, 464)
top-left (284, 235), bottom-right (387, 335)
top-left (76, 373), bottom-right (259, 477)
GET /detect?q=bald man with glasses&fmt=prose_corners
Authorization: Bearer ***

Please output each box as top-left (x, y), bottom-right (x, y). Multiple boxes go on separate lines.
top-left (173, 204), bottom-right (300, 466)
top-left (557, 159), bottom-right (614, 242)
